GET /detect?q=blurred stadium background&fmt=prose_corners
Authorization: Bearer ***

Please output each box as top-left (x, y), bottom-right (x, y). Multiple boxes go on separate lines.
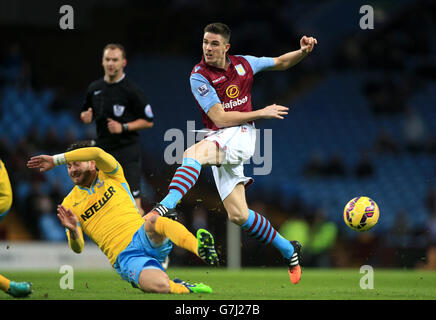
top-left (0, 0), bottom-right (435, 271)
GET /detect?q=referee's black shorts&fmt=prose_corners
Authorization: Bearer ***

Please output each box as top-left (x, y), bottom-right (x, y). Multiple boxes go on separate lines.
top-left (109, 144), bottom-right (142, 198)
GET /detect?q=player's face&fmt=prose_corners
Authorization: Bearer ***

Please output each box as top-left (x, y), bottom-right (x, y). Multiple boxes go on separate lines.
top-left (102, 48), bottom-right (126, 78)
top-left (203, 32), bottom-right (230, 67)
top-left (67, 161), bottom-right (96, 187)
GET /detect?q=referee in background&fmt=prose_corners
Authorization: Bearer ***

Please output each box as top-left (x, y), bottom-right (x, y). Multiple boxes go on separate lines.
top-left (80, 43), bottom-right (153, 216)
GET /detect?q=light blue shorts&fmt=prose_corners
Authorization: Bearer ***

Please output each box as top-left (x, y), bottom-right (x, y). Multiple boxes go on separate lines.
top-left (113, 224), bottom-right (173, 288)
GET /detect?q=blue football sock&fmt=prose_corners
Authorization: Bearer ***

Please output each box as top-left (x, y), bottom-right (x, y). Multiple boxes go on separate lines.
top-left (161, 158), bottom-right (201, 209)
top-left (241, 209), bottom-right (294, 259)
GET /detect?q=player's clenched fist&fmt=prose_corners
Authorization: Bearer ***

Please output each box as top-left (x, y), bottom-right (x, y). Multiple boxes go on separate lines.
top-left (107, 118), bottom-right (123, 134)
top-left (80, 107), bottom-right (93, 124)
top-left (300, 36), bottom-right (317, 54)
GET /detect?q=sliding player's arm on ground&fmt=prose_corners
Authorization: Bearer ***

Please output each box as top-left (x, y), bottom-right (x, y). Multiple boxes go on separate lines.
top-left (57, 204), bottom-right (84, 254)
top-left (27, 147), bottom-right (119, 174)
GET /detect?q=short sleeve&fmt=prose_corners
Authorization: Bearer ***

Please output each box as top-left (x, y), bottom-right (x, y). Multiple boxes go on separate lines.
top-left (238, 55), bottom-right (275, 75)
top-left (130, 85), bottom-right (154, 122)
top-left (190, 73), bottom-right (220, 114)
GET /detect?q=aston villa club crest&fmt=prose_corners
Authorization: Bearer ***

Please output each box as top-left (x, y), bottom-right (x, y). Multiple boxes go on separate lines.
top-left (113, 104), bottom-right (125, 117)
top-left (235, 64), bottom-right (246, 76)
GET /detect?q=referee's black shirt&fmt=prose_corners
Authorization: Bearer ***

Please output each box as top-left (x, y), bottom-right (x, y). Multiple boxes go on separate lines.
top-left (82, 75), bottom-right (153, 152)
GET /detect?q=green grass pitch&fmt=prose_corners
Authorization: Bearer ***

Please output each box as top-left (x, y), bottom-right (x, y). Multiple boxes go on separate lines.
top-left (1, 267), bottom-right (436, 300)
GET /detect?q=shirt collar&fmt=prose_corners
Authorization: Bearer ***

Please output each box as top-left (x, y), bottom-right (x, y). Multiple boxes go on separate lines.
top-left (77, 171), bottom-right (100, 195)
top-left (201, 55), bottom-right (232, 71)
top-left (104, 73), bottom-right (125, 84)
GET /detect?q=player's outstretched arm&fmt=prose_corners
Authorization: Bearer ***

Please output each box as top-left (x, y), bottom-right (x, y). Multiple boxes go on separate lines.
top-left (28, 147), bottom-right (118, 173)
top-left (207, 103), bottom-right (289, 128)
top-left (27, 155), bottom-right (56, 172)
top-left (271, 35), bottom-right (317, 71)
top-left (63, 147), bottom-right (118, 173)
top-left (57, 205), bottom-right (84, 253)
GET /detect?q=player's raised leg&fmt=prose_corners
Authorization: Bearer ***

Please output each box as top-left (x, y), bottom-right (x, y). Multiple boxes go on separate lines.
top-left (145, 212), bottom-right (219, 265)
top-left (160, 140), bottom-right (224, 210)
top-left (223, 183), bottom-right (302, 284)
top-left (140, 213), bottom-right (215, 293)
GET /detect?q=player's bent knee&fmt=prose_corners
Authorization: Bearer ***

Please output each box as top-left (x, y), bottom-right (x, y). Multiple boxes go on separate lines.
top-left (138, 269), bottom-right (170, 293)
top-left (183, 144), bottom-right (200, 160)
top-left (146, 280), bottom-right (170, 294)
top-left (224, 200), bottom-right (249, 226)
top-left (184, 140), bottom-right (223, 165)
top-left (227, 210), bottom-right (247, 226)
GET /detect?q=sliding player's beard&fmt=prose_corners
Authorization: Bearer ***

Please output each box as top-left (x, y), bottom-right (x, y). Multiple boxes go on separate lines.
top-left (70, 168), bottom-right (94, 187)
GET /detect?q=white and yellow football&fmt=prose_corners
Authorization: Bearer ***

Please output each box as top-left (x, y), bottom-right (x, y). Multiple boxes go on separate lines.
top-left (343, 196), bottom-right (379, 232)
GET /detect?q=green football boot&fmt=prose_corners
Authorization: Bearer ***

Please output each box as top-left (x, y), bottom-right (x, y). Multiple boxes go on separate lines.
top-left (173, 278), bottom-right (212, 294)
top-left (196, 228), bottom-right (219, 266)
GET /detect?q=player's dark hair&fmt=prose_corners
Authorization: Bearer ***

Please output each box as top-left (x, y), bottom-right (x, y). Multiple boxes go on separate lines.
top-left (103, 43), bottom-right (126, 59)
top-left (66, 140), bottom-right (96, 152)
top-left (204, 23), bottom-right (231, 43)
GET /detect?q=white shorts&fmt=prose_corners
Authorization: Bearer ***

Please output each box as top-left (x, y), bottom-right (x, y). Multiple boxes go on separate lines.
top-left (204, 123), bottom-right (256, 200)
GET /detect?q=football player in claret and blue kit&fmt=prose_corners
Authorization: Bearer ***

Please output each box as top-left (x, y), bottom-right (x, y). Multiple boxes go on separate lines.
top-left (154, 22), bottom-right (317, 284)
